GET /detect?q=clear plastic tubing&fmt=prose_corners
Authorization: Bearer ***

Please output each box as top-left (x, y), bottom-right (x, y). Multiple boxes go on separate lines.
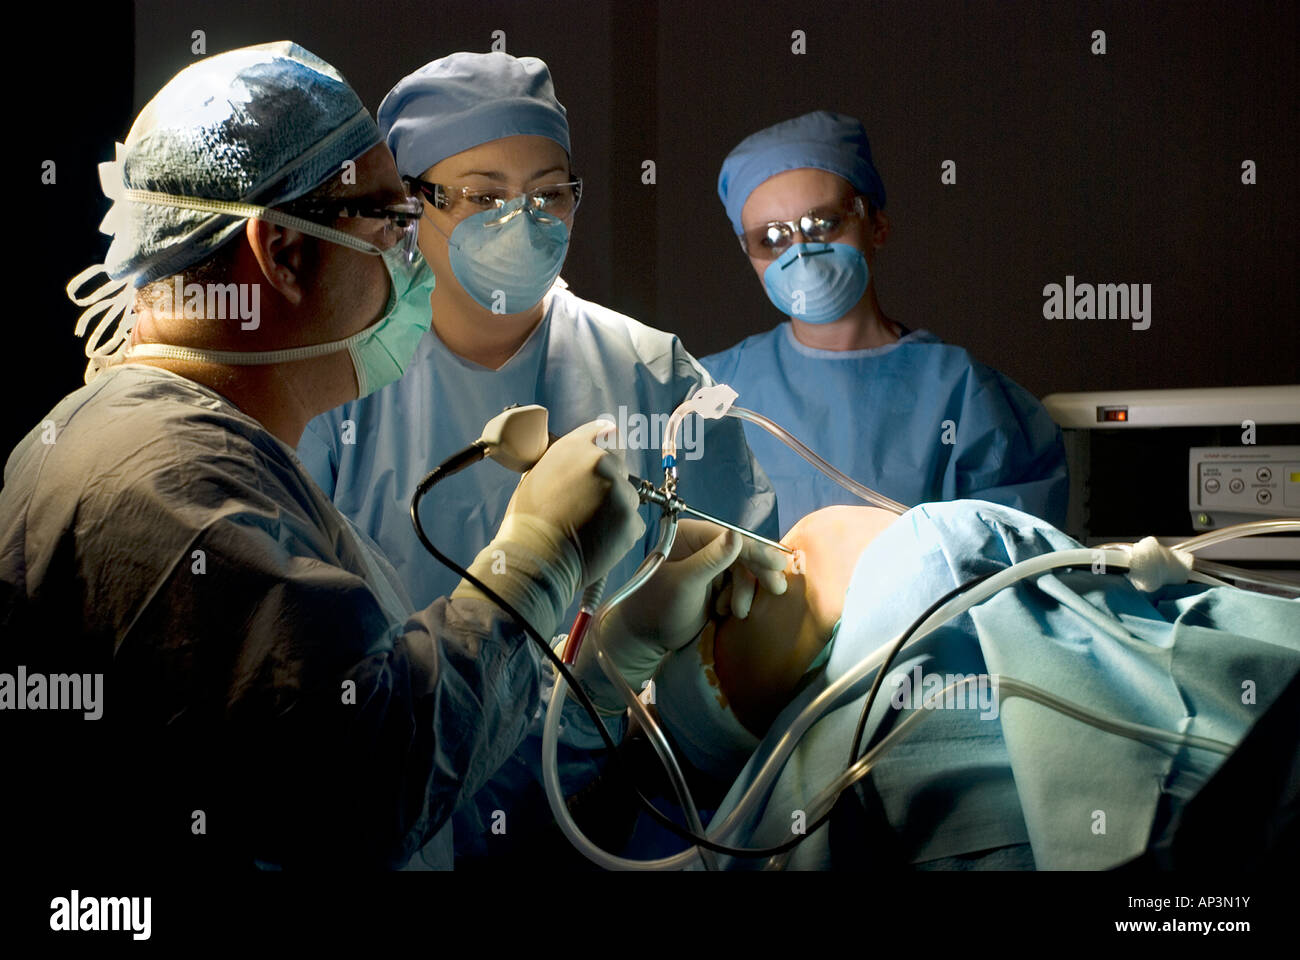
top-left (1175, 518), bottom-right (1300, 552)
top-left (659, 400), bottom-right (905, 514)
top-left (727, 406), bottom-right (909, 515)
top-left (561, 574), bottom-right (606, 665)
top-left (541, 547), bottom-right (1123, 869)
top-left (591, 518), bottom-right (712, 858)
top-left (712, 531), bottom-right (1284, 858)
top-left (764, 674), bottom-right (1236, 869)
top-left (549, 407), bottom-right (1295, 868)
top-left (543, 670), bottom-right (703, 870)
top-left (542, 513), bottom-right (717, 870)
top-left (1193, 559), bottom-right (1300, 593)
top-left (695, 548), bottom-right (1129, 852)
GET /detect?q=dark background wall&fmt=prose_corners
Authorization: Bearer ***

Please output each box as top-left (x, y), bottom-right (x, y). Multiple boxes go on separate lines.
top-left (13, 0), bottom-right (1296, 463)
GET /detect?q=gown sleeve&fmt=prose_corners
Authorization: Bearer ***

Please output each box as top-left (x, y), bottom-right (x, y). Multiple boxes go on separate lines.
top-left (948, 365), bottom-right (1069, 527)
top-left (58, 437), bottom-right (546, 870)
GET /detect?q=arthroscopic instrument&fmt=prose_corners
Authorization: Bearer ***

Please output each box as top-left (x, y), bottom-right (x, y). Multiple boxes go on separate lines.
top-left (557, 473), bottom-right (794, 667)
top-left (561, 385), bottom-right (902, 666)
top-left (626, 474), bottom-right (796, 555)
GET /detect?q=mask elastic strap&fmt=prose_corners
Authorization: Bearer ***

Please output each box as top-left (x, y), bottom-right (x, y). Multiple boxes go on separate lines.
top-left (125, 315), bottom-right (378, 367)
top-left (68, 189), bottom-right (389, 383)
top-left (121, 189), bottom-right (383, 256)
top-left (66, 264), bottom-right (138, 384)
top-left (422, 209), bottom-right (459, 251)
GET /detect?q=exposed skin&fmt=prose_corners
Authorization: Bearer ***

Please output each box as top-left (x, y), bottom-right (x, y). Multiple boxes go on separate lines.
top-left (414, 134), bottom-right (575, 370)
top-left (125, 143), bottom-right (405, 448)
top-left (712, 505), bottom-right (899, 736)
top-left (741, 168), bottom-right (901, 352)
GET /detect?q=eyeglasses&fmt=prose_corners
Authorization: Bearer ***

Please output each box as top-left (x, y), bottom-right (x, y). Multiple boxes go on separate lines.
top-left (405, 175), bottom-right (584, 225)
top-left (740, 196), bottom-right (868, 261)
top-left (280, 193), bottom-right (425, 263)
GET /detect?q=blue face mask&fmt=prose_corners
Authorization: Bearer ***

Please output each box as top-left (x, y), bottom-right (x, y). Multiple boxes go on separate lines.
top-left (762, 242), bottom-right (870, 324)
top-left (446, 195), bottom-right (570, 314)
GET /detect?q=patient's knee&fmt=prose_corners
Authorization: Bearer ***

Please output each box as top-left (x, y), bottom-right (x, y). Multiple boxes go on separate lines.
top-left (713, 505), bottom-right (899, 735)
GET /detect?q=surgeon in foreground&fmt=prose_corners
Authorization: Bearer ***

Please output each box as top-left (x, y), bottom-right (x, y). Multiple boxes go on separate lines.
top-left (0, 43), bottom-right (655, 870)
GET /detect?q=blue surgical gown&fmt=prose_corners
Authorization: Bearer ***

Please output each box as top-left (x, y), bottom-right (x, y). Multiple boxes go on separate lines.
top-left (0, 363), bottom-right (600, 870)
top-left (299, 283), bottom-right (778, 612)
top-left (297, 282), bottom-right (777, 861)
top-left (702, 324), bottom-right (1068, 534)
top-left (685, 500), bottom-right (1300, 869)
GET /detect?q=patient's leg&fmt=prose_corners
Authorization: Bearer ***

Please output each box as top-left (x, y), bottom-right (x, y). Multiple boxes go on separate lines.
top-left (715, 506), bottom-right (899, 735)
top-left (655, 506), bottom-right (897, 779)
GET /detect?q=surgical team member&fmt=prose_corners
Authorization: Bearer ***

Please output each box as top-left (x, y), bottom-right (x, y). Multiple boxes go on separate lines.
top-left (0, 43), bottom-right (647, 870)
top-left (295, 53), bottom-right (781, 865)
top-left (703, 111), bottom-right (1068, 535)
top-left (297, 52), bottom-right (777, 613)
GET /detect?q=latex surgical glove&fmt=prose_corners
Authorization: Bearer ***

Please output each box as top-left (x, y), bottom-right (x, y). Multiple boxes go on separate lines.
top-left (453, 420), bottom-right (646, 639)
top-left (572, 519), bottom-right (787, 714)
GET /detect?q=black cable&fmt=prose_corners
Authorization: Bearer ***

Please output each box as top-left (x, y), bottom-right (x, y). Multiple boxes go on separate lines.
top-left (846, 561), bottom-right (1132, 788)
top-left (410, 446), bottom-right (828, 860)
top-left (846, 571), bottom-right (999, 770)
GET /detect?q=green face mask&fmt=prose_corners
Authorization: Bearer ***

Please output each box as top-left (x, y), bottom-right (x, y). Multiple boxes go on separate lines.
top-left (121, 190), bottom-right (435, 399)
top-left (342, 243), bottom-right (436, 397)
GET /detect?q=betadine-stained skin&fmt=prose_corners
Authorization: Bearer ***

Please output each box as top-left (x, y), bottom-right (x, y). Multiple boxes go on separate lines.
top-left (709, 504), bottom-right (899, 737)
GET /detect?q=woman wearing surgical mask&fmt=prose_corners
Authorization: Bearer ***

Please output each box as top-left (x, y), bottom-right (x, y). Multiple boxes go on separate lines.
top-left (299, 53), bottom-right (775, 615)
top-left (703, 111), bottom-right (1067, 535)
top-left (296, 53), bottom-right (778, 865)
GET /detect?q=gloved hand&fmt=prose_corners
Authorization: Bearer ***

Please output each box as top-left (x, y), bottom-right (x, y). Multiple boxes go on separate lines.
top-left (573, 519), bottom-right (788, 714)
top-left (504, 420), bottom-right (646, 588)
top-left (453, 421), bottom-right (645, 640)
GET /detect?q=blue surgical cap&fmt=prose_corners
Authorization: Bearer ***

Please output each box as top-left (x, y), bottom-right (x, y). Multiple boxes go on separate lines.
top-left (378, 52), bottom-right (570, 178)
top-left (69, 41), bottom-right (380, 384)
top-left (717, 110), bottom-right (886, 235)
top-left (101, 41), bottom-right (380, 287)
